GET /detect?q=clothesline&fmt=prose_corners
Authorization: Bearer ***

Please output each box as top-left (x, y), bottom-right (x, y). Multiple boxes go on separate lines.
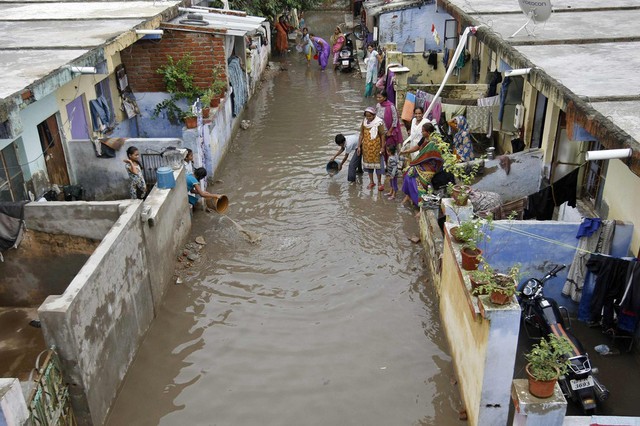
top-left (490, 222), bottom-right (632, 258)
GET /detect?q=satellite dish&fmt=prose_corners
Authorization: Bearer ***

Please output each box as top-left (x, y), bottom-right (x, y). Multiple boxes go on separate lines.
top-left (510, 0), bottom-right (553, 37)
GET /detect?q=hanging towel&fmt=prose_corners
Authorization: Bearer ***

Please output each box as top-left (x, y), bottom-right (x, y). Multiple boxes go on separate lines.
top-left (477, 95), bottom-right (500, 107)
top-left (228, 56), bottom-right (247, 117)
top-left (401, 92), bottom-right (416, 122)
top-left (466, 106), bottom-right (491, 133)
top-left (427, 52), bottom-right (438, 69)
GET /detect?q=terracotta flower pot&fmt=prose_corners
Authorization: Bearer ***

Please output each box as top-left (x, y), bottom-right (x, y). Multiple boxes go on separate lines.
top-left (470, 277), bottom-right (488, 295)
top-left (452, 184), bottom-right (470, 206)
top-left (210, 97), bottom-right (220, 108)
top-left (525, 363), bottom-right (558, 398)
top-left (489, 290), bottom-right (511, 305)
top-left (184, 116), bottom-right (197, 129)
top-left (202, 107), bottom-right (210, 118)
top-left (460, 247), bottom-right (482, 271)
top-left (450, 226), bottom-right (465, 244)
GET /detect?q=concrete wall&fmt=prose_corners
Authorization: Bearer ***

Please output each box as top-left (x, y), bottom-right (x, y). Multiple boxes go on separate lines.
top-left (24, 201), bottom-right (123, 240)
top-left (602, 159), bottom-right (640, 255)
top-left (0, 378), bottom-right (29, 426)
top-left (141, 167), bottom-right (191, 312)
top-left (67, 137), bottom-right (186, 200)
top-left (379, 7), bottom-right (452, 53)
top-left (37, 179), bottom-right (191, 425)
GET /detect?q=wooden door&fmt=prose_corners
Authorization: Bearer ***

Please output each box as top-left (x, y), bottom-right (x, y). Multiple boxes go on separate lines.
top-left (37, 114), bottom-right (70, 186)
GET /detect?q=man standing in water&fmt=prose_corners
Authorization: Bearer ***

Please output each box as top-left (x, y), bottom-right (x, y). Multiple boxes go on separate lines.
top-left (331, 133), bottom-right (362, 182)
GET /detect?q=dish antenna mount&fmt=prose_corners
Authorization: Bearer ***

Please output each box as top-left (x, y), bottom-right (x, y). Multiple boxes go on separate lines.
top-left (510, 0), bottom-right (552, 38)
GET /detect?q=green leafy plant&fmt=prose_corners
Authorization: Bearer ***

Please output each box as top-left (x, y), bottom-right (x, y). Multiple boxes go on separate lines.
top-left (152, 98), bottom-right (183, 125)
top-left (154, 54), bottom-right (204, 124)
top-left (525, 334), bottom-right (573, 381)
top-left (210, 65), bottom-right (227, 97)
top-left (451, 214), bottom-right (494, 251)
top-left (201, 88), bottom-right (214, 107)
top-left (156, 54), bottom-right (202, 102)
top-left (475, 263), bottom-right (520, 297)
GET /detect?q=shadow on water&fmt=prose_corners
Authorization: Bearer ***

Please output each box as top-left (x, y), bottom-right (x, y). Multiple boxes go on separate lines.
top-left (107, 11), bottom-right (462, 426)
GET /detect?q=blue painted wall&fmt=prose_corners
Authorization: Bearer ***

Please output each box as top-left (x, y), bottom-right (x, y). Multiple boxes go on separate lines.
top-left (379, 6), bottom-right (452, 53)
top-left (480, 221), bottom-right (634, 316)
top-left (133, 92), bottom-right (188, 139)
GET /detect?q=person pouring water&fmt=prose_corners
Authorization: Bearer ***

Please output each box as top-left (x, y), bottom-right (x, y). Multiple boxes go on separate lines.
top-left (330, 133), bottom-right (362, 182)
top-left (187, 167), bottom-right (227, 211)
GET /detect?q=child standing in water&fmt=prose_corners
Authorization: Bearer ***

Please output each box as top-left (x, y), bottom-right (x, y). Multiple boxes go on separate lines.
top-left (123, 146), bottom-right (146, 199)
top-left (385, 145), bottom-right (399, 199)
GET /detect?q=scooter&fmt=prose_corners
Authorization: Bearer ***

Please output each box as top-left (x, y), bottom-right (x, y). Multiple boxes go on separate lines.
top-left (337, 32), bottom-right (356, 72)
top-left (519, 264), bottom-right (609, 412)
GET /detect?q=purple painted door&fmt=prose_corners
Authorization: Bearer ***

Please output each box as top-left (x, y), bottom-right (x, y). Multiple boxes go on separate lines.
top-left (66, 95), bottom-right (90, 139)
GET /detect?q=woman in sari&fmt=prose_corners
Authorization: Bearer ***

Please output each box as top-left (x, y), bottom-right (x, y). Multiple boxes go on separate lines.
top-left (375, 90), bottom-right (403, 152)
top-left (359, 107), bottom-right (387, 190)
top-left (450, 115), bottom-right (474, 162)
top-left (364, 44), bottom-right (381, 97)
top-left (275, 16), bottom-right (291, 54)
top-left (399, 123), bottom-right (444, 206)
top-left (330, 26), bottom-right (345, 69)
top-left (311, 35), bottom-right (330, 70)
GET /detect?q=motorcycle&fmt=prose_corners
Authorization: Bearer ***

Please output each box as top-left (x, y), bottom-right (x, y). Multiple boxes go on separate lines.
top-left (519, 264), bottom-right (609, 412)
top-left (337, 32), bottom-right (356, 72)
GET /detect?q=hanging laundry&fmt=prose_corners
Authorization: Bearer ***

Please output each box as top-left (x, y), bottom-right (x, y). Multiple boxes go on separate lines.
top-left (466, 106), bottom-right (491, 133)
top-left (620, 261), bottom-right (640, 316)
top-left (587, 254), bottom-right (635, 330)
top-left (563, 219), bottom-right (615, 302)
top-left (440, 103), bottom-right (466, 122)
top-left (0, 201), bottom-right (28, 262)
top-left (228, 56), bottom-right (247, 117)
top-left (487, 70), bottom-right (502, 97)
top-left (401, 92), bottom-right (415, 122)
top-left (431, 24), bottom-right (441, 46)
top-left (442, 48), bottom-right (450, 68)
top-left (415, 90), bottom-right (428, 111)
top-left (427, 52), bottom-right (438, 69)
top-left (477, 95), bottom-right (500, 107)
top-left (471, 57), bottom-right (480, 83)
top-left (422, 92), bottom-right (441, 122)
top-left (576, 218), bottom-right (603, 239)
top-left (525, 168), bottom-right (579, 220)
top-left (498, 77), bottom-right (511, 122)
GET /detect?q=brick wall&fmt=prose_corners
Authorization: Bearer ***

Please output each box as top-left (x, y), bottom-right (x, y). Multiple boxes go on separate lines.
top-left (121, 29), bottom-right (227, 93)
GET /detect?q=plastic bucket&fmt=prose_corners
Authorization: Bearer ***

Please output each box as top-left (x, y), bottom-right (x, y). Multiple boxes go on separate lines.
top-left (156, 166), bottom-right (176, 189)
top-left (206, 195), bottom-right (229, 213)
top-left (326, 160), bottom-right (339, 176)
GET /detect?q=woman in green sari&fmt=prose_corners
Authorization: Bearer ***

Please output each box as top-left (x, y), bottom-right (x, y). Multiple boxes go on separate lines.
top-left (399, 123), bottom-right (444, 206)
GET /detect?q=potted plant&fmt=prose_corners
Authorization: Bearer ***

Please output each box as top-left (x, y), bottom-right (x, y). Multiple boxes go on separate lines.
top-left (200, 88), bottom-right (213, 117)
top-left (476, 263), bottom-right (520, 304)
top-left (436, 138), bottom-right (482, 206)
top-left (469, 260), bottom-right (494, 295)
top-left (524, 334), bottom-right (573, 398)
top-left (450, 214), bottom-right (493, 271)
top-left (153, 54), bottom-right (204, 125)
top-left (209, 66), bottom-right (227, 108)
top-left (181, 110), bottom-right (197, 129)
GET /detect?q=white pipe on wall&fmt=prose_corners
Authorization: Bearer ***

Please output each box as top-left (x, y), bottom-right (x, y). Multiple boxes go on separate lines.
top-left (585, 148), bottom-right (632, 161)
top-left (69, 66), bottom-right (97, 74)
top-left (136, 29), bottom-right (164, 35)
top-left (505, 68), bottom-right (531, 77)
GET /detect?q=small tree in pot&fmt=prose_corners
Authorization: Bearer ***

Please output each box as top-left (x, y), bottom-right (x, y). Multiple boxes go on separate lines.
top-left (524, 333), bottom-right (573, 398)
top-left (475, 263), bottom-right (520, 304)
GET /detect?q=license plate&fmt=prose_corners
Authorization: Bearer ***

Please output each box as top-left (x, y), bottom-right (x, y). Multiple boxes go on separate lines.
top-left (570, 376), bottom-right (594, 390)
top-left (342, 60), bottom-right (350, 66)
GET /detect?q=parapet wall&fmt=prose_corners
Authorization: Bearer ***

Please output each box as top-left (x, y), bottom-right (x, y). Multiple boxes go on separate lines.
top-left (37, 174), bottom-right (191, 425)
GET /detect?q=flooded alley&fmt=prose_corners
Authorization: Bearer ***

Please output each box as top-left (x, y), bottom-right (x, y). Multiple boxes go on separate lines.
top-left (107, 12), bottom-right (460, 426)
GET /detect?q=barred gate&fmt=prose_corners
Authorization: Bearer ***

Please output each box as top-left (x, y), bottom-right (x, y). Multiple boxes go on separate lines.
top-left (27, 347), bottom-right (76, 425)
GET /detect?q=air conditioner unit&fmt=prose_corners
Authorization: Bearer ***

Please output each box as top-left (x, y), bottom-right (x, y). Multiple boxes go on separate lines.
top-left (514, 104), bottom-right (525, 129)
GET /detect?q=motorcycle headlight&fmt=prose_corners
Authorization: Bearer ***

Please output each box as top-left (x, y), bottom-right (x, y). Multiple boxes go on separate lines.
top-left (340, 51), bottom-right (350, 58)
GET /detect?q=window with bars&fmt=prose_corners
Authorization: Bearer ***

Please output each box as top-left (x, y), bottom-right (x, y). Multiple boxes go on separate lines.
top-left (583, 140), bottom-right (606, 209)
top-left (0, 141), bottom-right (27, 201)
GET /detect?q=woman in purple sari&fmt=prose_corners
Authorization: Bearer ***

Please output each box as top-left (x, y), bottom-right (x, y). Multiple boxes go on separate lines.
top-left (310, 34), bottom-right (330, 71)
top-left (375, 90), bottom-right (403, 152)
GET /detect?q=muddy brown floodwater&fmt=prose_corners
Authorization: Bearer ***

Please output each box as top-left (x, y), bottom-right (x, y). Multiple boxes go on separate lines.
top-left (107, 12), bottom-right (461, 426)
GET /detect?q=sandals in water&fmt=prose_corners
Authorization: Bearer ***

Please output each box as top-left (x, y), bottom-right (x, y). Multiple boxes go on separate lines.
top-left (367, 183), bottom-right (376, 189)
top-left (378, 185), bottom-right (385, 192)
